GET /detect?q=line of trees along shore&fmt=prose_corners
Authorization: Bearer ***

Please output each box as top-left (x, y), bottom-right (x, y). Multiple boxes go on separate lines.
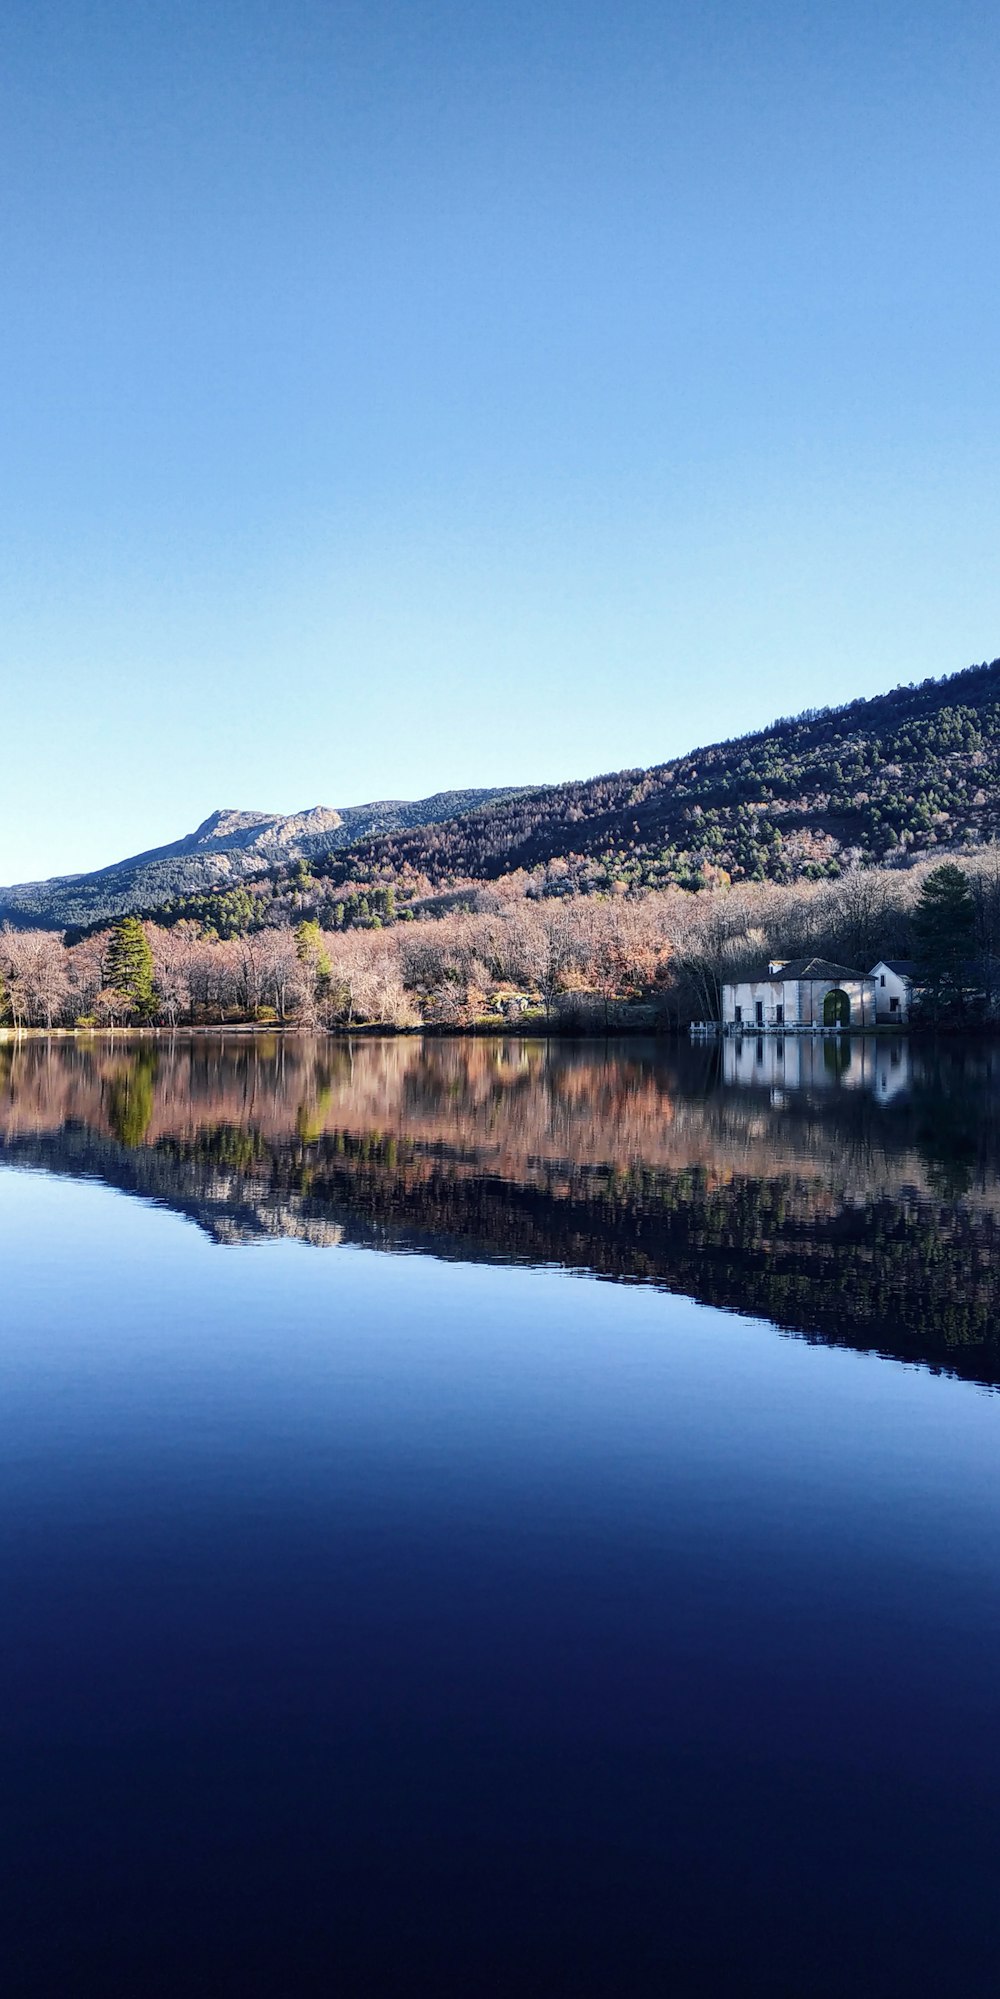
top-left (2, 854), bottom-right (1000, 1031)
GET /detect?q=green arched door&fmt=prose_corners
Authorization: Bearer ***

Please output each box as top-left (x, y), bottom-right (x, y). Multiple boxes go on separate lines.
top-left (823, 988), bottom-right (850, 1028)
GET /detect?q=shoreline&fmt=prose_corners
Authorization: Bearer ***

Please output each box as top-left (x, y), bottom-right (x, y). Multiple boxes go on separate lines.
top-left (0, 1020), bottom-right (985, 1043)
top-left (0, 1019), bottom-right (659, 1041)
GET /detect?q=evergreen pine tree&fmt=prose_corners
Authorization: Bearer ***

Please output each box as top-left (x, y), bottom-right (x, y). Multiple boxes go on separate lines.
top-left (106, 1053), bottom-right (156, 1146)
top-left (913, 863), bottom-right (976, 1020)
top-left (105, 917), bottom-right (156, 1021)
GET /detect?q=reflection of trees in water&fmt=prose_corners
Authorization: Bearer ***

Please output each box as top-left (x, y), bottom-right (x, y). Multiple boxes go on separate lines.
top-left (917, 1101), bottom-right (980, 1198)
top-left (105, 1052), bottom-right (157, 1149)
top-left (822, 1035), bottom-right (851, 1076)
top-left (1, 1033), bottom-right (1000, 1382)
top-left (2, 1034), bottom-right (999, 1188)
top-left (910, 1049), bottom-right (995, 1198)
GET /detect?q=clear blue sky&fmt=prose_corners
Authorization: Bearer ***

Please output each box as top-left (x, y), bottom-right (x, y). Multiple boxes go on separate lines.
top-left (1, 0), bottom-right (997, 883)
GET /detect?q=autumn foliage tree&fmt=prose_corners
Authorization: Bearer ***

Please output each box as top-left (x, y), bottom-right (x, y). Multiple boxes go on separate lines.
top-left (1, 845), bottom-right (1000, 1030)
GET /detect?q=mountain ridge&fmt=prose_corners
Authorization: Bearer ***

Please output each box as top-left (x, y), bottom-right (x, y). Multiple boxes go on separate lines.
top-left (0, 789), bottom-right (525, 928)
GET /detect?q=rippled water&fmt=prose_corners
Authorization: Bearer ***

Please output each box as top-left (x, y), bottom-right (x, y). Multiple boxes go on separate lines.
top-left (2, 1034), bottom-right (999, 1994)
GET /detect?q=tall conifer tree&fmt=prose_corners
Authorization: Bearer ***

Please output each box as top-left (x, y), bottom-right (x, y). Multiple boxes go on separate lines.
top-left (105, 918), bottom-right (156, 1021)
top-left (913, 863), bottom-right (976, 1020)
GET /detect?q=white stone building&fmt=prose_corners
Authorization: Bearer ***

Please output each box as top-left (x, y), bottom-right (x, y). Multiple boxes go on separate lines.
top-left (869, 960), bottom-right (919, 1024)
top-left (722, 958), bottom-right (877, 1032)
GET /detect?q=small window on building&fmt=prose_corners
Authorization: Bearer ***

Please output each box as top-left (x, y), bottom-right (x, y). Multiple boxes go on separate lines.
top-left (755, 1000), bottom-right (764, 1026)
top-left (890, 996), bottom-right (899, 1014)
top-left (734, 1005), bottom-right (742, 1025)
top-left (880, 974), bottom-right (886, 987)
top-left (775, 1004), bottom-right (784, 1026)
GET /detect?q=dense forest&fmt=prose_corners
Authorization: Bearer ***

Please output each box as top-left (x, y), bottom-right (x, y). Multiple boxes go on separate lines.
top-left (2, 850), bottom-right (1000, 1029)
top-left (304, 655), bottom-right (1000, 897)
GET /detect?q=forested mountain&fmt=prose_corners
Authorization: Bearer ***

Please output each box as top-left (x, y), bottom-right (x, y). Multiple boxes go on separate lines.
top-left (3, 656), bottom-right (999, 931)
top-left (0, 789), bottom-right (518, 929)
top-left (320, 656), bottom-right (1000, 896)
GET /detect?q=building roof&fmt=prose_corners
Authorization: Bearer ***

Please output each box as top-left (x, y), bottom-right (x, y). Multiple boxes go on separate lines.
top-left (740, 957), bottom-right (868, 986)
top-left (869, 960), bottom-right (919, 978)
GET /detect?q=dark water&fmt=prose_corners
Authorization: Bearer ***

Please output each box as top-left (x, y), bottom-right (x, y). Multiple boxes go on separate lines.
top-left (2, 1034), bottom-right (999, 1995)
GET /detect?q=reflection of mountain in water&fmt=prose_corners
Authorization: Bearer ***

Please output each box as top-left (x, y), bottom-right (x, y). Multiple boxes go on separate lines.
top-left (2, 1034), bottom-right (999, 1383)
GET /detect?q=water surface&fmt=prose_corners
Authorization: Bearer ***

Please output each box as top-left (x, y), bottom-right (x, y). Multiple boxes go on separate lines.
top-left (1, 1035), bottom-right (998, 1994)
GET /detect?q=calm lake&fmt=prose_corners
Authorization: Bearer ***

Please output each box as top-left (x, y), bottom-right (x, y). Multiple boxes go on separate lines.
top-left (2, 1033), bottom-right (999, 1995)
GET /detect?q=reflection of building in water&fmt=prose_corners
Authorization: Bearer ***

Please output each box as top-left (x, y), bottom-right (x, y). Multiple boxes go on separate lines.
top-left (723, 1033), bottom-right (911, 1101)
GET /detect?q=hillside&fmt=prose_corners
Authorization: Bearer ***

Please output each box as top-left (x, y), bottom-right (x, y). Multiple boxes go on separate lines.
top-left (3, 655), bottom-right (999, 932)
top-left (318, 657), bottom-right (1000, 896)
top-left (0, 789), bottom-right (519, 929)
